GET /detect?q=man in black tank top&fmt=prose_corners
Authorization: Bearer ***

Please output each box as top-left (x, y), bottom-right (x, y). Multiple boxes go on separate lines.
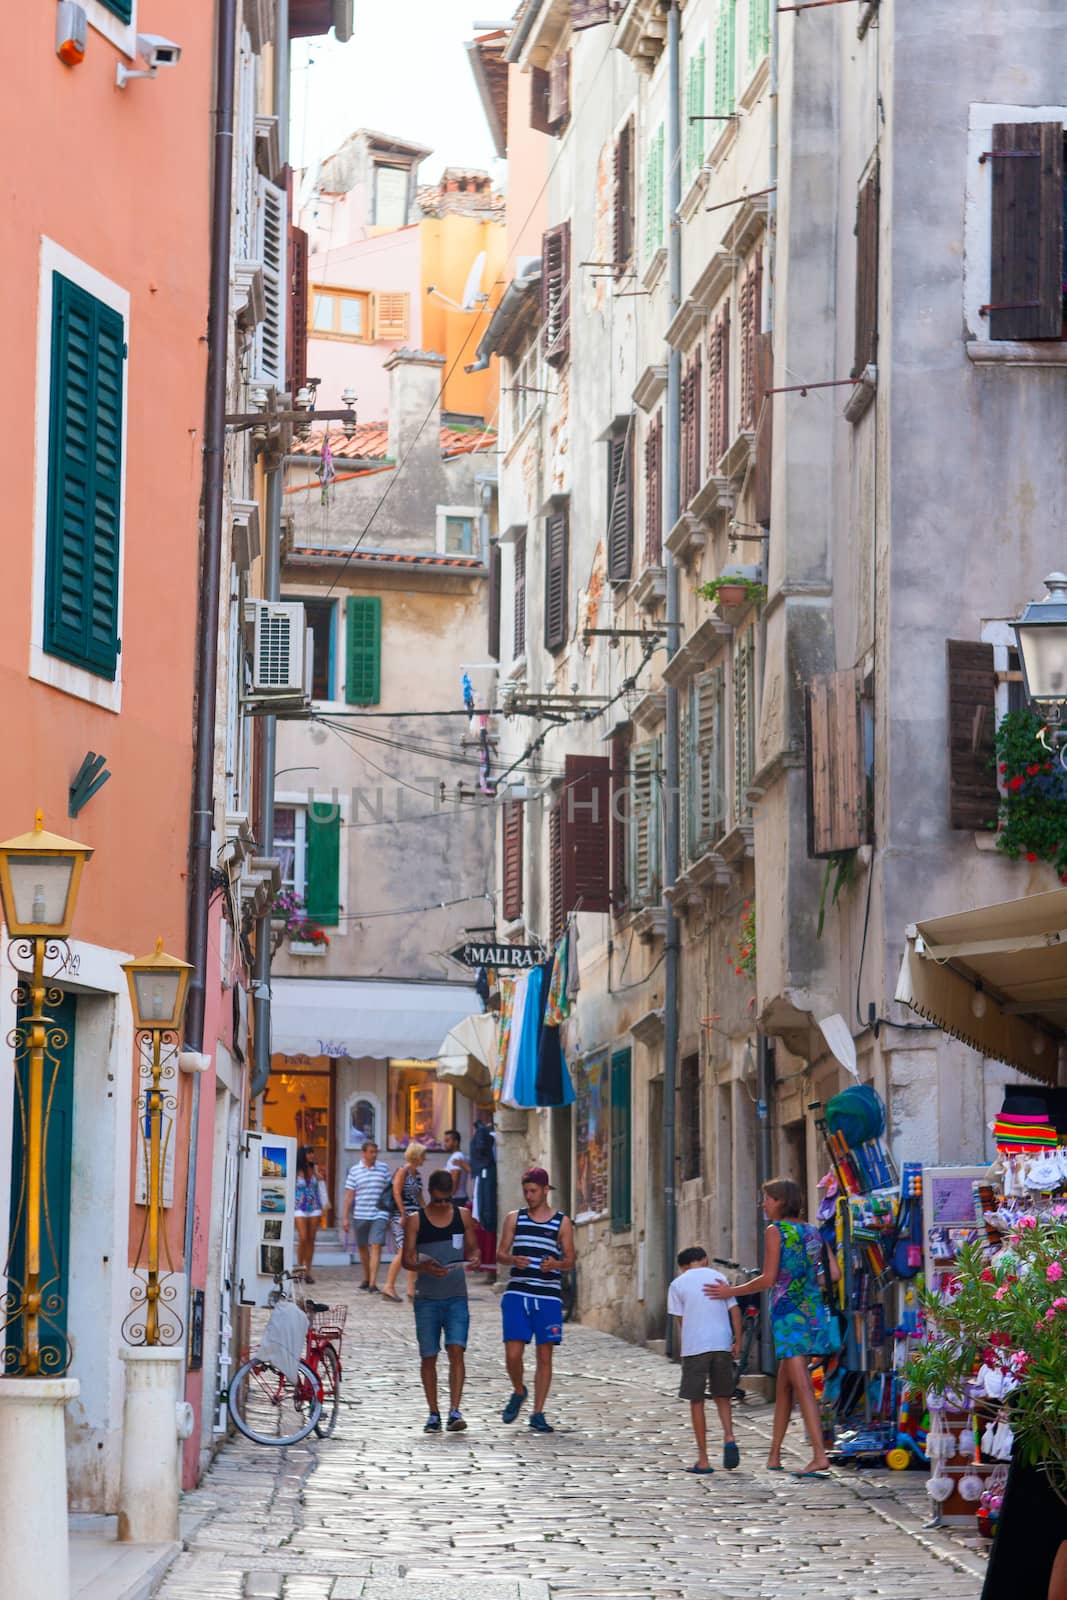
top-left (497, 1168), bottom-right (576, 1433)
top-left (402, 1169), bottom-right (480, 1432)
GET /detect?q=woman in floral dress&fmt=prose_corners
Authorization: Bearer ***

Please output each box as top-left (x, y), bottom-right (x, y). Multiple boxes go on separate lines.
top-left (707, 1177), bottom-right (840, 1475)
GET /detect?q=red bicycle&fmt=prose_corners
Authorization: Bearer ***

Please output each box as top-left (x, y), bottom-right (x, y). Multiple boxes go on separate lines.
top-left (226, 1270), bottom-right (345, 1445)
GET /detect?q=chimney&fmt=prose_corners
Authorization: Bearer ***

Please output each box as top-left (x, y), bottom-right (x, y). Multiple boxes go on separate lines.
top-left (384, 349), bottom-right (446, 466)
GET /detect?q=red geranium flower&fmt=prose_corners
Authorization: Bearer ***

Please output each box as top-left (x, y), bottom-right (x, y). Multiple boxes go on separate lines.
top-left (1007, 775), bottom-right (1026, 791)
top-left (1028, 763), bottom-right (1041, 776)
top-left (999, 764), bottom-right (1008, 774)
top-left (1027, 852), bottom-right (1038, 862)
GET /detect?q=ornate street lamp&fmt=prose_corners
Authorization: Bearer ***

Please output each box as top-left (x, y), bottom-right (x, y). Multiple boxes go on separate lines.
top-left (0, 812), bottom-right (92, 1374)
top-left (1012, 573), bottom-right (1067, 726)
top-left (121, 940), bottom-right (192, 1346)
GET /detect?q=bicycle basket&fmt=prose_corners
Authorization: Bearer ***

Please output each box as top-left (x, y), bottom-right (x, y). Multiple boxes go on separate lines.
top-left (307, 1304), bottom-right (347, 1338)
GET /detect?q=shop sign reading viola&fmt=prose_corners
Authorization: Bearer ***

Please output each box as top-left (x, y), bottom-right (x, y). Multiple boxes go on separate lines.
top-left (449, 942), bottom-right (545, 971)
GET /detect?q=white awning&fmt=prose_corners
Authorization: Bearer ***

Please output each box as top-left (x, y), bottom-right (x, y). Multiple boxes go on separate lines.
top-left (895, 887), bottom-right (1067, 1082)
top-left (436, 1012), bottom-right (498, 1100)
top-left (271, 978), bottom-right (481, 1062)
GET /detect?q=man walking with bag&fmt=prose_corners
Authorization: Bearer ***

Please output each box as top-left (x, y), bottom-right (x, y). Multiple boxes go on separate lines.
top-left (341, 1140), bottom-right (391, 1293)
top-left (497, 1168), bottom-right (575, 1434)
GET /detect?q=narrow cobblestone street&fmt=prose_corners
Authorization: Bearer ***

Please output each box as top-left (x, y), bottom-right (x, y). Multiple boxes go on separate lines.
top-left (157, 1271), bottom-right (989, 1600)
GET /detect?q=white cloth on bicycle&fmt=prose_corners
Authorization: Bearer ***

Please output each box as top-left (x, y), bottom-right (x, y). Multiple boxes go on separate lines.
top-left (667, 1268), bottom-right (737, 1358)
top-left (254, 1300), bottom-right (309, 1384)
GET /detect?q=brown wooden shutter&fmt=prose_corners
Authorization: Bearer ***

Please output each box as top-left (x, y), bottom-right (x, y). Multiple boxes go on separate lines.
top-left (946, 640), bottom-right (1000, 830)
top-left (681, 345), bottom-right (702, 507)
top-left (571, 0), bottom-right (611, 26)
top-left (502, 800), bottom-right (524, 923)
top-left (548, 52), bottom-right (571, 131)
top-left (561, 754), bottom-right (611, 914)
top-left (611, 727), bottom-right (629, 911)
top-left (288, 223), bottom-right (309, 395)
top-left (644, 411), bottom-right (663, 565)
top-left (542, 222), bottom-right (571, 365)
top-left (852, 169), bottom-right (879, 376)
top-left (706, 303), bottom-right (730, 471)
top-left (514, 533), bottom-right (527, 657)
top-left (754, 330), bottom-right (773, 527)
top-left (544, 504), bottom-right (569, 651)
top-left (806, 669), bottom-right (869, 857)
top-left (375, 290), bottom-right (409, 341)
top-left (614, 119), bottom-right (634, 276)
top-left (549, 802), bottom-right (564, 944)
top-left (989, 122), bottom-right (1064, 341)
top-left (488, 540), bottom-right (501, 660)
top-left (530, 67), bottom-right (552, 135)
top-left (739, 249), bottom-right (763, 430)
top-left (606, 425), bottom-right (633, 581)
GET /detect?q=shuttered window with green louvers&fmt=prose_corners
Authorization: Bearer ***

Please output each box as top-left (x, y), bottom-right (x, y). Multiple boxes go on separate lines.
top-left (689, 666), bottom-right (727, 857)
top-left (747, 0), bottom-right (769, 71)
top-left (685, 44), bottom-right (706, 187)
top-left (305, 803), bottom-right (341, 925)
top-left (713, 0), bottom-right (736, 118)
top-left (629, 737), bottom-right (662, 905)
top-left (100, 0), bottom-right (133, 20)
top-left (345, 595), bottom-right (381, 704)
top-left (44, 272), bottom-right (126, 680)
top-left (733, 629), bottom-right (756, 824)
top-left (645, 124), bottom-right (664, 260)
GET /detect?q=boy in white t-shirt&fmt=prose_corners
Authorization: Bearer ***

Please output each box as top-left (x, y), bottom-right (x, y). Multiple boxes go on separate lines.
top-left (667, 1246), bottom-right (742, 1474)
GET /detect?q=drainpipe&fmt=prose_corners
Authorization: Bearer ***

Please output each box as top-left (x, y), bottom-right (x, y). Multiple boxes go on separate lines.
top-left (662, 0), bottom-right (682, 1356)
top-left (183, 0), bottom-right (237, 1373)
top-left (250, 0), bottom-right (291, 1103)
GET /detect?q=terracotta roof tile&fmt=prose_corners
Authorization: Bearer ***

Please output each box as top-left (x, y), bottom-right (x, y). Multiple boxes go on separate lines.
top-left (288, 548), bottom-right (485, 569)
top-left (290, 422), bottom-right (495, 461)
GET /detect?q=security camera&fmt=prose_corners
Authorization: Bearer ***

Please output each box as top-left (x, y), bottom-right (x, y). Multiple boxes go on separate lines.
top-left (116, 33), bottom-right (182, 86)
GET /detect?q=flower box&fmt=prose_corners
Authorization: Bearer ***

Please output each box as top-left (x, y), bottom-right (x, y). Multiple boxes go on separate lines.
top-left (288, 939), bottom-right (327, 957)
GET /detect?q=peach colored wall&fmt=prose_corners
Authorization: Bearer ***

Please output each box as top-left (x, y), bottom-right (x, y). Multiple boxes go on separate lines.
top-left (506, 64), bottom-right (550, 267)
top-left (306, 227), bottom-right (424, 415)
top-left (0, 2), bottom-right (212, 959)
top-left (420, 213), bottom-right (506, 422)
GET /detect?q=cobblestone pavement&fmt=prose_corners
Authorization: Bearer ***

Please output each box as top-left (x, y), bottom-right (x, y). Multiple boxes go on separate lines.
top-left (157, 1270), bottom-right (989, 1600)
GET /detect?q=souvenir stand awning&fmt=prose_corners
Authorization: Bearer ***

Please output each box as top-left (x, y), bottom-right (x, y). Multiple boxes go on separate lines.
top-left (894, 887), bottom-right (1067, 1083)
top-left (436, 1012), bottom-right (497, 1101)
top-left (271, 977), bottom-right (481, 1061)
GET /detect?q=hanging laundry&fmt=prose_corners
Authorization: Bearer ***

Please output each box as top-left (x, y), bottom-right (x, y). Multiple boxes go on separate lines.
top-left (478, 715), bottom-right (493, 795)
top-left (536, 953), bottom-right (576, 1108)
top-left (462, 672), bottom-right (475, 712)
top-left (493, 976), bottom-right (518, 1102)
top-left (510, 965), bottom-right (545, 1108)
top-left (499, 969), bottom-right (530, 1107)
top-left (317, 435), bottom-right (336, 506)
top-left (565, 919), bottom-right (581, 1002)
top-left (545, 929), bottom-right (571, 1026)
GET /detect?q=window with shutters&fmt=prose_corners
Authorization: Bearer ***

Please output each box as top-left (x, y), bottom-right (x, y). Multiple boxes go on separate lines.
top-left (375, 292), bottom-right (409, 341)
top-left (681, 347), bottom-right (702, 508)
top-left (611, 726), bottom-right (630, 911)
top-left (488, 542), bottom-right (502, 661)
top-left (99, 0), bottom-right (133, 19)
top-left (560, 755), bottom-right (611, 915)
top-left (606, 420), bottom-right (634, 582)
top-left (738, 249), bottom-right (763, 431)
top-left (547, 52), bottom-right (571, 133)
top-left (629, 738), bottom-right (662, 907)
top-left (43, 271), bottom-right (126, 682)
top-left (946, 640), bottom-right (1001, 831)
top-left (373, 163), bottom-right (410, 227)
top-left (288, 225), bottom-right (309, 394)
top-left (645, 124), bottom-right (665, 260)
top-left (688, 667), bottom-right (727, 857)
top-left (614, 118), bottom-right (635, 277)
top-left (713, 0), bottom-right (737, 118)
top-left (805, 667), bottom-right (872, 857)
top-left (530, 67), bottom-right (552, 136)
top-left (436, 505), bottom-right (480, 556)
top-left (644, 412), bottom-right (663, 566)
top-left (310, 286), bottom-right (373, 343)
top-left (502, 800), bottom-right (524, 923)
top-left (507, 339), bottom-right (545, 443)
top-left (549, 802), bottom-right (565, 944)
top-left (852, 169), bottom-right (879, 377)
top-left (753, 331), bottom-right (773, 527)
top-left (544, 502), bottom-right (569, 652)
top-left (255, 177), bottom-right (288, 385)
top-left (514, 533), bottom-right (527, 659)
top-left (746, 0), bottom-right (769, 72)
top-left (345, 595), bottom-right (381, 705)
top-left (610, 1049), bottom-right (633, 1232)
top-left (679, 1054), bottom-right (702, 1182)
top-left (685, 44), bottom-right (707, 188)
top-left (706, 301), bottom-right (731, 472)
top-left (274, 799), bottom-right (341, 926)
top-left (542, 221), bottom-right (571, 365)
top-left (733, 629), bottom-right (756, 826)
top-left (289, 596), bottom-right (336, 701)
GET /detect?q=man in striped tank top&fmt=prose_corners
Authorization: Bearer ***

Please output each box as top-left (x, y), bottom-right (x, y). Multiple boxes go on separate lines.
top-left (497, 1168), bottom-right (576, 1433)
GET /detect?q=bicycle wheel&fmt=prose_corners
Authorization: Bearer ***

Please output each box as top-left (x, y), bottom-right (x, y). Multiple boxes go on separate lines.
top-left (313, 1344), bottom-right (341, 1438)
top-left (227, 1357), bottom-right (322, 1446)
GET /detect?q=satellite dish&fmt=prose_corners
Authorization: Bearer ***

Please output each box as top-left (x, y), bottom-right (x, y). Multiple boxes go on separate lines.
top-left (461, 250), bottom-right (488, 310)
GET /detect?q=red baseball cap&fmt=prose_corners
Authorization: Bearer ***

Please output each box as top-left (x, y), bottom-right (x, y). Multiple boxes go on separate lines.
top-left (522, 1167), bottom-right (552, 1188)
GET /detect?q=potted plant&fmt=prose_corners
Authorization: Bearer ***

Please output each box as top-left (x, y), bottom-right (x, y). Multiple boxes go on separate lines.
top-left (993, 708), bottom-right (1067, 879)
top-left (696, 573), bottom-right (767, 609)
top-left (272, 890), bottom-right (331, 956)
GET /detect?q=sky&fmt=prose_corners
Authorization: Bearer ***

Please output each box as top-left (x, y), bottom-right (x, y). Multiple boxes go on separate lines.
top-left (290, 2), bottom-right (507, 184)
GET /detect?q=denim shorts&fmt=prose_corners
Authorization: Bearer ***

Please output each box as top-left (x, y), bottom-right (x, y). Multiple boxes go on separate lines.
top-left (500, 1291), bottom-right (563, 1347)
top-left (413, 1295), bottom-right (470, 1356)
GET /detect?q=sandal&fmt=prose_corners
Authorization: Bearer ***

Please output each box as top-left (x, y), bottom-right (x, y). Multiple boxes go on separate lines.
top-left (381, 1290), bottom-right (402, 1302)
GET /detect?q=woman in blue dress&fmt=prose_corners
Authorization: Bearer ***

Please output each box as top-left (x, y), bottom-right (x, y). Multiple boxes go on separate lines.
top-left (707, 1177), bottom-right (840, 1476)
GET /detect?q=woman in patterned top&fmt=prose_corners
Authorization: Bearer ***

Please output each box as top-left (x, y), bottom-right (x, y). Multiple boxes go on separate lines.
top-left (294, 1147), bottom-right (324, 1284)
top-left (706, 1177), bottom-right (840, 1476)
top-left (382, 1141), bottom-right (427, 1303)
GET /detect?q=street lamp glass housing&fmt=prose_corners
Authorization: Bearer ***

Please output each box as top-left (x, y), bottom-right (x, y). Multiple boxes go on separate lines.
top-left (0, 813), bottom-right (93, 937)
top-left (122, 940), bottom-right (194, 1032)
top-left (1013, 573), bottom-right (1067, 714)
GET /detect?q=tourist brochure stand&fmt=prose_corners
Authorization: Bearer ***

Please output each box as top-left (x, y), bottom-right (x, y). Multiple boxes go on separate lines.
top-left (236, 1131), bottom-right (297, 1307)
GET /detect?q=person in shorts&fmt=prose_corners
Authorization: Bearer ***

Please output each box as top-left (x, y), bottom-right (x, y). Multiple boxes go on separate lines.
top-left (402, 1169), bottom-right (480, 1433)
top-left (496, 1168), bottom-right (575, 1434)
top-left (668, 1246), bottom-right (742, 1473)
top-left (340, 1141), bottom-right (391, 1292)
top-left (443, 1128), bottom-right (471, 1205)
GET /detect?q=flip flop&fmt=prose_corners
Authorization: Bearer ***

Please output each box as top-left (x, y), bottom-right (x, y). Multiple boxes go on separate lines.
top-left (793, 1470), bottom-right (832, 1479)
top-left (686, 1464), bottom-right (714, 1474)
top-left (766, 1464), bottom-right (786, 1472)
top-left (381, 1290), bottom-right (402, 1303)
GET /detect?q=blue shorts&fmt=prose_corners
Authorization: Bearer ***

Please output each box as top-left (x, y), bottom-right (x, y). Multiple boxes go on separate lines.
top-left (413, 1296), bottom-right (470, 1357)
top-left (501, 1291), bottom-right (563, 1347)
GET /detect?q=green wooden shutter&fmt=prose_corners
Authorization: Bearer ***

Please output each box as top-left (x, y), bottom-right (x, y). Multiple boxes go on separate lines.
top-left (345, 595), bottom-right (381, 704)
top-left (100, 0), bottom-right (133, 21)
top-left (305, 804), bottom-right (341, 925)
top-left (610, 1049), bottom-right (632, 1232)
top-left (747, 0), bottom-right (769, 70)
top-left (714, 0), bottom-right (736, 116)
top-left (645, 124), bottom-right (664, 259)
top-left (44, 273), bottom-right (125, 680)
top-left (685, 45), bottom-right (706, 186)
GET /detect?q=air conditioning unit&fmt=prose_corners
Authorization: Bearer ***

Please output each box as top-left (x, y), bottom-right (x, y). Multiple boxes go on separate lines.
top-left (244, 599), bottom-right (308, 696)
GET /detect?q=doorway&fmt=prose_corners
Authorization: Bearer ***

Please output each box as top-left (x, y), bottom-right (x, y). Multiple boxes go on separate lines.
top-left (262, 1061), bottom-right (334, 1198)
top-left (7, 990), bottom-right (76, 1372)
